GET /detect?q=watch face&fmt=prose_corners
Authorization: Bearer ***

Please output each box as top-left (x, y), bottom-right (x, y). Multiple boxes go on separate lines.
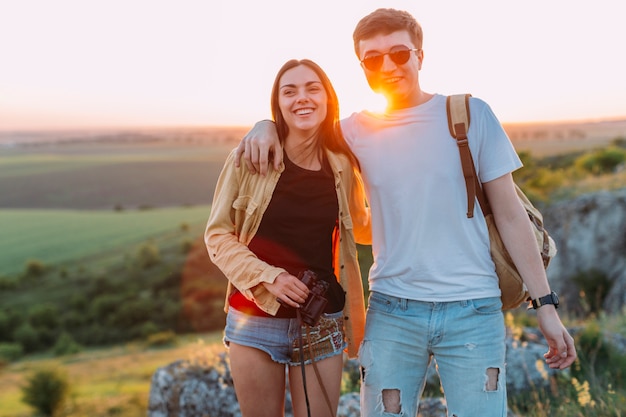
top-left (551, 291), bottom-right (559, 305)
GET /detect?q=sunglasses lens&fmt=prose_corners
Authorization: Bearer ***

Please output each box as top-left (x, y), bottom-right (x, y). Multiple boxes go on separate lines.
top-left (390, 50), bottom-right (410, 65)
top-left (363, 55), bottom-right (383, 71)
top-left (362, 49), bottom-right (413, 71)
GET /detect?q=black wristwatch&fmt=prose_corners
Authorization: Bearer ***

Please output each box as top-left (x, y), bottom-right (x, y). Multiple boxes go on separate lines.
top-left (531, 291), bottom-right (559, 309)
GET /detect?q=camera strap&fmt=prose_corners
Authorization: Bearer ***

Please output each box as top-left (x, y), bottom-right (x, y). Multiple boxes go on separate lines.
top-left (296, 309), bottom-right (336, 417)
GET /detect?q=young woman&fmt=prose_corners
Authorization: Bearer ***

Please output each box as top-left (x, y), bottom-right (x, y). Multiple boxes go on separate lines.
top-left (205, 59), bottom-right (371, 417)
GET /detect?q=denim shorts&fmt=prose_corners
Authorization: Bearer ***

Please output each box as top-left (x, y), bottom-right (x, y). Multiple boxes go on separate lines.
top-left (224, 307), bottom-right (346, 366)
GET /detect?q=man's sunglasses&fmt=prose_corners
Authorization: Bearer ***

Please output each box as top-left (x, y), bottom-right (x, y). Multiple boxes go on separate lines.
top-left (360, 48), bottom-right (420, 72)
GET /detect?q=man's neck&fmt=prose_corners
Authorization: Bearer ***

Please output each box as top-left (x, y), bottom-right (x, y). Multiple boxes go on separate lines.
top-left (387, 89), bottom-right (434, 111)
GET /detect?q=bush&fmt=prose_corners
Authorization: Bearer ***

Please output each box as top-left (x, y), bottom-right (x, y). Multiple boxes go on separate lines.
top-left (90, 294), bottom-right (126, 325)
top-left (0, 309), bottom-right (23, 343)
top-left (0, 275), bottom-right (18, 290)
top-left (29, 304), bottom-right (60, 329)
top-left (0, 342), bottom-right (24, 362)
top-left (181, 238), bottom-right (194, 254)
top-left (139, 321), bottom-right (160, 338)
top-left (110, 298), bottom-right (153, 330)
top-left (24, 259), bottom-right (46, 277)
top-left (572, 269), bottom-right (612, 315)
top-left (136, 243), bottom-right (161, 269)
top-left (145, 330), bottom-right (177, 347)
top-left (21, 367), bottom-right (70, 417)
top-left (13, 323), bottom-right (41, 353)
top-left (53, 332), bottom-right (82, 356)
top-left (575, 319), bottom-right (626, 389)
top-left (575, 147), bottom-right (626, 175)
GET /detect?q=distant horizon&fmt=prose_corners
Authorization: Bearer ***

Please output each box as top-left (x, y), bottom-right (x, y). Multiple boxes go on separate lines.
top-left (2, 114), bottom-right (626, 134)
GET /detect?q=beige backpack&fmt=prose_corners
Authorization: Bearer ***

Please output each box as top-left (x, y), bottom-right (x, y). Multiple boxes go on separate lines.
top-left (446, 94), bottom-right (557, 310)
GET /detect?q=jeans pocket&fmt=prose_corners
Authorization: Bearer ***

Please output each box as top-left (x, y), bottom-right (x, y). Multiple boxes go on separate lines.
top-left (367, 292), bottom-right (395, 313)
top-left (469, 297), bottom-right (502, 315)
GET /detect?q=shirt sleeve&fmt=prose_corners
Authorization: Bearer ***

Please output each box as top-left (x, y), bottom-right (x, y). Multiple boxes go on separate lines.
top-left (204, 150), bottom-right (286, 314)
top-left (470, 98), bottom-right (523, 183)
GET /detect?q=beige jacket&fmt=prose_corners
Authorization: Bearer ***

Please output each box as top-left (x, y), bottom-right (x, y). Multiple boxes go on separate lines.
top-left (205, 148), bottom-right (371, 358)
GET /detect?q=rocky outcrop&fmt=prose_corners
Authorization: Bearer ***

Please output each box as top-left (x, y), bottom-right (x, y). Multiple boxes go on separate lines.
top-left (543, 189), bottom-right (626, 313)
top-left (147, 337), bottom-right (551, 417)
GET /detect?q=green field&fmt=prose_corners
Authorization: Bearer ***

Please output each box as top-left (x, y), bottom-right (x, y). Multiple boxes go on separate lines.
top-left (0, 140), bottom-right (233, 210)
top-left (0, 136), bottom-right (235, 275)
top-left (0, 206), bottom-right (212, 276)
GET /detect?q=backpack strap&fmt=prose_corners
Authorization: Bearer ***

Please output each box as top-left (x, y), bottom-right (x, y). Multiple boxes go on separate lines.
top-left (446, 94), bottom-right (491, 218)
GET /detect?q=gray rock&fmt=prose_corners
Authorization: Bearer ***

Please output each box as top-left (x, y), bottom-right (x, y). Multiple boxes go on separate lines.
top-left (543, 189), bottom-right (626, 313)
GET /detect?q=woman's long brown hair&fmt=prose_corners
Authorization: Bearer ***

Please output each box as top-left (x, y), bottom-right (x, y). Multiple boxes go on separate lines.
top-left (270, 59), bottom-right (360, 171)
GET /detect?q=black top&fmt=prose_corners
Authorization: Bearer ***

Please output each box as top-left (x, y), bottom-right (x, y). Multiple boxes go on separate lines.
top-left (232, 151), bottom-right (344, 317)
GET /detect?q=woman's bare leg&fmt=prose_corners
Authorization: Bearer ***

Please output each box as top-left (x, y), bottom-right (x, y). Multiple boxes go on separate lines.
top-left (229, 343), bottom-right (287, 417)
top-left (289, 353), bottom-right (343, 417)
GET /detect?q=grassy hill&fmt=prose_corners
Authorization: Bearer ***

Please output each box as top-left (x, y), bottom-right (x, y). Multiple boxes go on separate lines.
top-left (0, 332), bottom-right (225, 417)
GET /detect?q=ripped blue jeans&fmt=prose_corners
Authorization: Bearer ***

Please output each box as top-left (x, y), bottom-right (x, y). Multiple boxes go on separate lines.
top-left (359, 292), bottom-right (507, 417)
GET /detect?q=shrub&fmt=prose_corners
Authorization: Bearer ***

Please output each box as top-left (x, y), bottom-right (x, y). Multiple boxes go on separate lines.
top-left (29, 304), bottom-right (60, 329)
top-left (21, 367), bottom-right (70, 417)
top-left (612, 137), bottom-right (626, 148)
top-left (0, 342), bottom-right (24, 362)
top-left (0, 275), bottom-right (18, 290)
top-left (90, 294), bottom-right (126, 325)
top-left (139, 321), bottom-right (160, 338)
top-left (575, 147), bottom-right (626, 175)
top-left (181, 238), bottom-right (194, 254)
top-left (146, 330), bottom-right (177, 347)
top-left (53, 332), bottom-right (82, 356)
top-left (0, 311), bottom-right (12, 342)
top-left (575, 319), bottom-right (626, 390)
top-left (0, 310), bottom-right (22, 343)
top-left (69, 294), bottom-right (88, 311)
top-left (136, 243), bottom-right (161, 269)
top-left (24, 259), bottom-right (46, 277)
top-left (13, 323), bottom-right (40, 353)
top-left (110, 298), bottom-right (153, 329)
top-left (572, 269), bottom-right (612, 315)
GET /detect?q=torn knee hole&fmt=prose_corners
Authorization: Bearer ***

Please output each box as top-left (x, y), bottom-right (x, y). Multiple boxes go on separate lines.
top-left (485, 367), bottom-right (499, 391)
top-left (382, 388), bottom-right (401, 414)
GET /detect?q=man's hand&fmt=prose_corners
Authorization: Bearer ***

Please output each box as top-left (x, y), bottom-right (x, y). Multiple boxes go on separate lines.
top-left (537, 306), bottom-right (577, 369)
top-left (234, 120), bottom-right (282, 176)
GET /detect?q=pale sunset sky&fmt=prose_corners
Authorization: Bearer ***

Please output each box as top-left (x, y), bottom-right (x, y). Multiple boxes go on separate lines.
top-left (0, 0), bottom-right (624, 131)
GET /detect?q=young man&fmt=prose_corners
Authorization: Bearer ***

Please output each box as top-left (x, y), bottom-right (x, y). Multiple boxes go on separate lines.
top-left (233, 8), bottom-right (576, 417)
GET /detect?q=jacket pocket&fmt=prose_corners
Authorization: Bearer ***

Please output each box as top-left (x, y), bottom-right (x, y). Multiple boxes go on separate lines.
top-left (232, 195), bottom-right (259, 237)
top-left (232, 195), bottom-right (259, 215)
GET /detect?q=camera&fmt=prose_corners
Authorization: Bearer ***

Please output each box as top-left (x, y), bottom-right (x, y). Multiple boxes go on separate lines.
top-left (279, 270), bottom-right (329, 326)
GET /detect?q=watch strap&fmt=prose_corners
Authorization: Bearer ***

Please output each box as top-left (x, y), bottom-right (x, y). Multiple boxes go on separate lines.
top-left (531, 291), bottom-right (558, 309)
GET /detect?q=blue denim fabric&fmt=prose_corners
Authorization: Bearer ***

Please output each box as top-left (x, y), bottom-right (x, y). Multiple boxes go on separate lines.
top-left (359, 292), bottom-right (507, 417)
top-left (224, 307), bottom-right (346, 366)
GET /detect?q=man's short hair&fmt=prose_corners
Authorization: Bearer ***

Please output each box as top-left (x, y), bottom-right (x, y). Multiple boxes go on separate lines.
top-left (352, 8), bottom-right (423, 57)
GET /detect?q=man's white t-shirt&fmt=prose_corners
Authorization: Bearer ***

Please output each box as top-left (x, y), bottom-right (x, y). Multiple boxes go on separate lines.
top-left (341, 94), bottom-right (522, 302)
